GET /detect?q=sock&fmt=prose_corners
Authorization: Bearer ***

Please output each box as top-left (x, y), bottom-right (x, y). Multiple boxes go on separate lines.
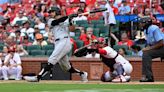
top-left (68, 67), bottom-right (84, 76)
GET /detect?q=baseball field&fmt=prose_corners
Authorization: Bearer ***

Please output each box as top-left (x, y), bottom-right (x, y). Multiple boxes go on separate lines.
top-left (0, 80), bottom-right (164, 92)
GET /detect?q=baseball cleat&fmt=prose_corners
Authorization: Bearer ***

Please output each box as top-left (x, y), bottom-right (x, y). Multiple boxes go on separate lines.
top-left (23, 76), bottom-right (38, 82)
top-left (112, 75), bottom-right (127, 83)
top-left (81, 71), bottom-right (88, 82)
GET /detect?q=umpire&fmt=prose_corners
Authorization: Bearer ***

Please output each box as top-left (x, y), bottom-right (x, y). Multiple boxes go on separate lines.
top-left (139, 17), bottom-right (164, 82)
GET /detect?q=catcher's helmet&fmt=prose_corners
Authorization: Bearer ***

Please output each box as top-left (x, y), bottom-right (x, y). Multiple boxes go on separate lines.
top-left (97, 37), bottom-right (105, 44)
top-left (48, 7), bottom-right (61, 15)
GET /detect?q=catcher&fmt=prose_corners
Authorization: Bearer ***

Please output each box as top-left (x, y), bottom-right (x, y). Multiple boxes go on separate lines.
top-left (74, 37), bottom-right (133, 82)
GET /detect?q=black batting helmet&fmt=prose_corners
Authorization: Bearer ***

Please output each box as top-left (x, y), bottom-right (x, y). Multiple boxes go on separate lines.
top-left (48, 7), bottom-right (61, 15)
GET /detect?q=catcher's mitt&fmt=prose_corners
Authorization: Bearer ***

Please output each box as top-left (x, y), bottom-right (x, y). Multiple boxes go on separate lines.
top-left (74, 46), bottom-right (88, 57)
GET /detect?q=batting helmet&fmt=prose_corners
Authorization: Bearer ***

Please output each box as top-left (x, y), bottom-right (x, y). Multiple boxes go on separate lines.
top-left (48, 7), bottom-right (61, 15)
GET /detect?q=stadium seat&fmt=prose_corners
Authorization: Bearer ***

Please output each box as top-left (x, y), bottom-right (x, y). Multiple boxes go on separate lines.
top-left (16, 20), bottom-right (23, 26)
top-left (75, 40), bottom-right (84, 49)
top-left (71, 36), bottom-right (78, 40)
top-left (126, 50), bottom-right (132, 56)
top-left (75, 20), bottom-right (88, 26)
top-left (30, 50), bottom-right (46, 56)
top-left (80, 24), bottom-right (94, 29)
top-left (113, 45), bottom-right (129, 51)
top-left (91, 20), bottom-right (104, 25)
top-left (0, 45), bottom-right (4, 51)
top-left (75, 29), bottom-right (81, 37)
top-left (96, 24), bottom-right (109, 37)
top-left (46, 50), bottom-right (53, 56)
top-left (23, 45), bottom-right (27, 50)
top-left (26, 45), bottom-right (42, 50)
top-left (93, 28), bottom-right (100, 37)
top-left (42, 45), bottom-right (54, 50)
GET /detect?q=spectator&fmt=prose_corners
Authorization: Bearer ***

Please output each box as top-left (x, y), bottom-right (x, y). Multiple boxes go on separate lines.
top-left (117, 32), bottom-right (134, 48)
top-left (33, 33), bottom-right (48, 46)
top-left (118, 0), bottom-right (131, 15)
top-left (103, 0), bottom-right (119, 47)
top-left (138, 8), bottom-right (157, 23)
top-left (11, 10), bottom-right (28, 26)
top-left (79, 27), bottom-right (97, 45)
top-left (16, 45), bottom-right (29, 56)
top-left (110, 0), bottom-right (119, 15)
top-left (4, 36), bottom-right (16, 48)
top-left (151, 0), bottom-right (164, 14)
top-left (131, 45), bottom-right (143, 57)
top-left (47, 32), bottom-right (54, 44)
top-left (21, 36), bottom-right (32, 46)
top-left (0, 25), bottom-right (4, 42)
top-left (15, 30), bottom-right (23, 44)
top-left (118, 48), bottom-right (126, 57)
top-left (35, 17), bottom-right (46, 34)
top-left (0, 53), bottom-right (3, 80)
top-left (20, 21), bottom-right (35, 41)
top-left (2, 46), bottom-right (8, 56)
top-left (2, 47), bottom-right (22, 80)
top-left (73, 8), bottom-right (87, 22)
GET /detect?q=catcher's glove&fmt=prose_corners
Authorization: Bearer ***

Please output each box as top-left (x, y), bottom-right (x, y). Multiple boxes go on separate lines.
top-left (74, 46), bottom-right (88, 57)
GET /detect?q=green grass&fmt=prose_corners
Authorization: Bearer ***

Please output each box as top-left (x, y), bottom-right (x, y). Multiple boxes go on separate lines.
top-left (0, 83), bottom-right (164, 92)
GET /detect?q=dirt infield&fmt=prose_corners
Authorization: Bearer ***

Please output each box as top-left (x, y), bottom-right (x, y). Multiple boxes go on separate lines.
top-left (0, 80), bottom-right (164, 84)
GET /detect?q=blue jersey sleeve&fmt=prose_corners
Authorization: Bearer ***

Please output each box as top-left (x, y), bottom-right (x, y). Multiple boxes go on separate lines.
top-left (153, 28), bottom-right (164, 42)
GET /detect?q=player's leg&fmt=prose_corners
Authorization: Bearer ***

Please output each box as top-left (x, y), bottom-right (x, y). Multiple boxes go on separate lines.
top-left (37, 39), bottom-right (72, 81)
top-left (1, 66), bottom-right (9, 80)
top-left (122, 63), bottom-right (133, 82)
top-left (59, 53), bottom-right (88, 82)
top-left (15, 65), bottom-right (22, 80)
top-left (112, 63), bottom-right (126, 82)
top-left (0, 67), bottom-right (3, 79)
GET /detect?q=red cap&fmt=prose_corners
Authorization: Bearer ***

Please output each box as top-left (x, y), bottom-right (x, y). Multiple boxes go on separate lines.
top-left (44, 13), bottom-right (49, 17)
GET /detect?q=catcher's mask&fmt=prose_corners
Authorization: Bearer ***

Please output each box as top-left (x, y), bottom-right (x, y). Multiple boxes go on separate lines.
top-left (96, 37), bottom-right (106, 48)
top-left (48, 7), bottom-right (61, 16)
top-left (97, 37), bottom-right (105, 44)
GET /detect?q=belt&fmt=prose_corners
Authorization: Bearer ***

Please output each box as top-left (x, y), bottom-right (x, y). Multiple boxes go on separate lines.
top-left (55, 36), bottom-right (68, 41)
top-left (114, 53), bottom-right (119, 60)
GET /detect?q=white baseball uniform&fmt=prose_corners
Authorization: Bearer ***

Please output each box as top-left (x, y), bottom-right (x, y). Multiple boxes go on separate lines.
top-left (2, 53), bottom-right (22, 80)
top-left (0, 59), bottom-right (2, 79)
top-left (47, 17), bottom-right (72, 71)
top-left (100, 46), bottom-right (133, 75)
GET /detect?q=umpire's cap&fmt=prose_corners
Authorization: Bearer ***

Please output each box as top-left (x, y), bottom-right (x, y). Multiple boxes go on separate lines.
top-left (48, 7), bottom-right (61, 15)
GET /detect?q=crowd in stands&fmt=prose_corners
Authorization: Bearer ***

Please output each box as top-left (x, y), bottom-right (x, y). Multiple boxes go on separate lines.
top-left (0, 0), bottom-right (163, 60)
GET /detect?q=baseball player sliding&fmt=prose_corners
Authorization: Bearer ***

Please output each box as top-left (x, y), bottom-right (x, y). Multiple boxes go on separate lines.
top-left (74, 37), bottom-right (133, 82)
